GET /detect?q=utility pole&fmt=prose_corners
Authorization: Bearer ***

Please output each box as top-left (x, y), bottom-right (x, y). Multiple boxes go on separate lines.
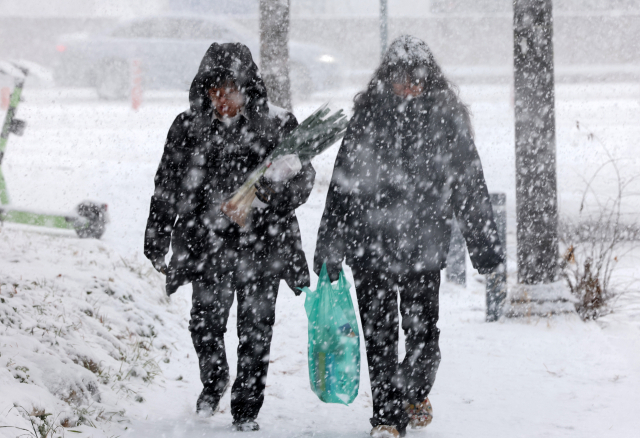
top-left (513, 0), bottom-right (558, 285)
top-left (259, 0), bottom-right (291, 110)
top-left (380, 0), bottom-right (388, 58)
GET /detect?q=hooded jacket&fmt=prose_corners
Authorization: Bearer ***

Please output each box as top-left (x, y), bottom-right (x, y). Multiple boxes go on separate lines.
top-left (314, 36), bottom-right (504, 279)
top-left (144, 42), bottom-right (315, 294)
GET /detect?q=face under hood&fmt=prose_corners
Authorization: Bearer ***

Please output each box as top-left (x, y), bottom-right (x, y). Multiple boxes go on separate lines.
top-left (189, 42), bottom-right (269, 121)
top-left (355, 34), bottom-right (454, 111)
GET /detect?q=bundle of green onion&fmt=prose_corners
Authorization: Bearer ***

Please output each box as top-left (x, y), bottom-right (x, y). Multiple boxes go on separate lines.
top-left (221, 104), bottom-right (348, 227)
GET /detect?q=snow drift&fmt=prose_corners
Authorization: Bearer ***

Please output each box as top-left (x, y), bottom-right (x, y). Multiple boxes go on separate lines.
top-left (0, 227), bottom-right (186, 436)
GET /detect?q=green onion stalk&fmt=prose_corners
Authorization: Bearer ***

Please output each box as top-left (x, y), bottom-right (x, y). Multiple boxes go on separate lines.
top-left (221, 104), bottom-right (348, 227)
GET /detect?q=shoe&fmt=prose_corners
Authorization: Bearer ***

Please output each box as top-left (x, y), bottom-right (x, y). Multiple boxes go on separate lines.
top-left (196, 380), bottom-right (230, 417)
top-left (370, 425), bottom-right (400, 438)
top-left (234, 420), bottom-right (260, 432)
top-left (196, 390), bottom-right (219, 417)
top-left (406, 397), bottom-right (433, 429)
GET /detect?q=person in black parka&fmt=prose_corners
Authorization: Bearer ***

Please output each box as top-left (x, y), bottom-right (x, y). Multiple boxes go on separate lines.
top-left (314, 36), bottom-right (504, 437)
top-left (144, 42), bottom-right (315, 431)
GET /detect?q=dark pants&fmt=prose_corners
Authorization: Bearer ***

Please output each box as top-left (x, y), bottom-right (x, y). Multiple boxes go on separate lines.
top-left (351, 265), bottom-right (441, 431)
top-left (189, 272), bottom-right (280, 423)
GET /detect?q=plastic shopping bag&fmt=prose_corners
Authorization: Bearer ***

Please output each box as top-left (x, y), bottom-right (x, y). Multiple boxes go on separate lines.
top-left (300, 263), bottom-right (360, 405)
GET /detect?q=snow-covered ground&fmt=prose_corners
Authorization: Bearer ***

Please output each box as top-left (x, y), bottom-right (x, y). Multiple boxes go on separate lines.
top-left (1, 83), bottom-right (640, 437)
top-left (0, 227), bottom-right (190, 437)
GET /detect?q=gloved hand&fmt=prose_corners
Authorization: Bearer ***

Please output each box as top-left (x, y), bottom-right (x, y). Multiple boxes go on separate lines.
top-left (255, 176), bottom-right (287, 206)
top-left (478, 261), bottom-right (506, 275)
top-left (326, 263), bottom-right (341, 283)
top-left (150, 256), bottom-right (167, 275)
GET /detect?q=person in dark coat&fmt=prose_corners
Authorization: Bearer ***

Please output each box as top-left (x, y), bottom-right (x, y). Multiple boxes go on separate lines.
top-left (144, 42), bottom-right (315, 431)
top-left (314, 35), bottom-right (504, 438)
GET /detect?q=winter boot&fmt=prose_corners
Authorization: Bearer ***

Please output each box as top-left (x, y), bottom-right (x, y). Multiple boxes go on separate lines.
top-left (234, 420), bottom-right (260, 432)
top-left (196, 380), bottom-right (229, 417)
top-left (406, 397), bottom-right (433, 429)
top-left (370, 425), bottom-right (401, 438)
top-left (196, 390), bottom-right (220, 417)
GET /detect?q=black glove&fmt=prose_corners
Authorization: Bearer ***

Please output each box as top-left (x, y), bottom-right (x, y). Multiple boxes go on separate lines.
top-left (150, 256), bottom-right (167, 275)
top-left (479, 262), bottom-right (505, 275)
top-left (314, 261), bottom-right (341, 283)
top-left (326, 264), bottom-right (341, 283)
top-left (255, 176), bottom-right (287, 206)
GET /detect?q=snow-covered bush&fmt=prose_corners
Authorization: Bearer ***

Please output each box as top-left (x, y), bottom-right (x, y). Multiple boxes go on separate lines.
top-left (0, 228), bottom-right (185, 435)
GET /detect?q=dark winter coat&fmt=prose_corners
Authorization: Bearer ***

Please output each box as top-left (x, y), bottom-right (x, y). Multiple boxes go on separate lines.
top-left (144, 42), bottom-right (315, 295)
top-left (314, 60), bottom-right (503, 279)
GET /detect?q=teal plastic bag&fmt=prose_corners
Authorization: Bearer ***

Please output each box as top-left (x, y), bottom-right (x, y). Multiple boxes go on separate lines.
top-left (300, 263), bottom-right (360, 405)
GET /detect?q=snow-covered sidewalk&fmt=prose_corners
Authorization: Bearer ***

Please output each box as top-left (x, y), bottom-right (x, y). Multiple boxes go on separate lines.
top-left (123, 278), bottom-right (640, 438)
top-left (1, 227), bottom-right (639, 438)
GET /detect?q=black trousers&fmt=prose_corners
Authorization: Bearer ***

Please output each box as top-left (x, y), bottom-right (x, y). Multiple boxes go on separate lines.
top-left (351, 265), bottom-right (441, 431)
top-left (189, 272), bottom-right (280, 423)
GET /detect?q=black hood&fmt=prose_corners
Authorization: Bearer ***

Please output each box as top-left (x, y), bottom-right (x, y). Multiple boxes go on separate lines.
top-left (382, 35), bottom-right (437, 70)
top-left (189, 42), bottom-right (269, 121)
top-left (355, 35), bottom-right (456, 110)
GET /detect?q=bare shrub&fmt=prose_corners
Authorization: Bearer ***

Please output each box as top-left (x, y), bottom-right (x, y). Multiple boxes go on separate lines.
top-left (559, 123), bottom-right (640, 320)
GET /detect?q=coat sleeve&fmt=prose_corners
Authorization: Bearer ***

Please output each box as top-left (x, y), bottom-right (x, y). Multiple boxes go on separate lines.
top-left (447, 107), bottom-right (505, 274)
top-left (272, 162), bottom-right (316, 213)
top-left (144, 112), bottom-right (192, 261)
top-left (313, 120), bottom-right (360, 281)
top-left (267, 111), bottom-right (316, 215)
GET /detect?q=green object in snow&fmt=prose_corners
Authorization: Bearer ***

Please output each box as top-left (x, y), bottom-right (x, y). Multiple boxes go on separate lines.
top-left (301, 263), bottom-right (360, 405)
top-left (0, 63), bottom-right (109, 238)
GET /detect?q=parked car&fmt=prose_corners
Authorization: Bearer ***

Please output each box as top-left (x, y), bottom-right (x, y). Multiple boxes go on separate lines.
top-left (54, 15), bottom-right (341, 99)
